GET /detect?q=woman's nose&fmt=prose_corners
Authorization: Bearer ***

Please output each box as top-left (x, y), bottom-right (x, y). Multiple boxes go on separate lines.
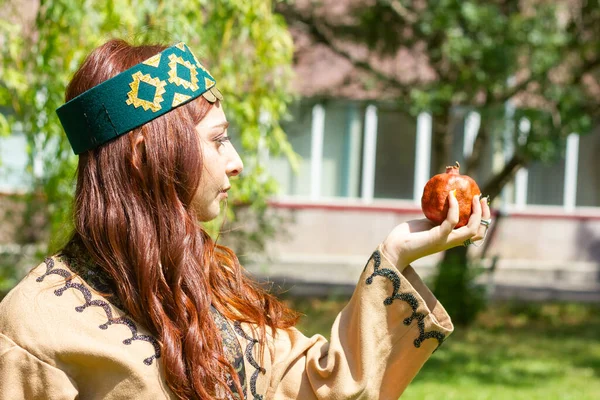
top-left (227, 146), bottom-right (243, 177)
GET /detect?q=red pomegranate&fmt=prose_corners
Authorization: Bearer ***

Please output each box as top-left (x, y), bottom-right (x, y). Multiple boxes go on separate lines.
top-left (421, 162), bottom-right (481, 228)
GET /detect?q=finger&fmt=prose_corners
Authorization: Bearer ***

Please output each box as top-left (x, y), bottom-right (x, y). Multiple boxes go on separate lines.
top-left (472, 193), bottom-right (482, 218)
top-left (481, 196), bottom-right (491, 220)
top-left (449, 194), bottom-right (481, 244)
top-left (476, 195), bottom-right (492, 238)
top-left (439, 190), bottom-right (459, 235)
top-left (469, 194), bottom-right (484, 240)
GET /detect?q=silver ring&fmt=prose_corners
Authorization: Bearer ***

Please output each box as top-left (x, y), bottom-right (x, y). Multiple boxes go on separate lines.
top-left (463, 238), bottom-right (474, 247)
top-left (480, 219), bottom-right (492, 227)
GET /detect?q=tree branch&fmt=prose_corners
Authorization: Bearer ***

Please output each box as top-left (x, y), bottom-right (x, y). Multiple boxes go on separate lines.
top-left (481, 154), bottom-right (525, 201)
top-left (494, 73), bottom-right (538, 105)
top-left (377, 0), bottom-right (448, 81)
top-left (495, 55), bottom-right (600, 105)
top-left (380, 0), bottom-right (418, 24)
top-left (280, 6), bottom-right (411, 96)
top-left (574, 56), bottom-right (600, 85)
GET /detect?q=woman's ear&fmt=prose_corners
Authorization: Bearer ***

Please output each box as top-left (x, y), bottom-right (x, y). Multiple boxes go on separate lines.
top-left (133, 134), bottom-right (144, 149)
top-left (131, 133), bottom-right (146, 171)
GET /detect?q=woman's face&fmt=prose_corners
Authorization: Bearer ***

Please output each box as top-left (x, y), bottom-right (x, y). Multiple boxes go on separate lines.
top-left (192, 102), bottom-right (243, 221)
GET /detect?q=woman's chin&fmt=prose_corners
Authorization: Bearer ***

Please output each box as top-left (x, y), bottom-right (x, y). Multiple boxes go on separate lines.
top-left (198, 204), bottom-right (222, 222)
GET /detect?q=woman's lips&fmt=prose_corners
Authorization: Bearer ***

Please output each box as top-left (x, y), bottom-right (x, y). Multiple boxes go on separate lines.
top-left (219, 187), bottom-right (230, 199)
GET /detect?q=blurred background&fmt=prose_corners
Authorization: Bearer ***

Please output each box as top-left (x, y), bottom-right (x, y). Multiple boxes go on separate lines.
top-left (1, 1), bottom-right (599, 399)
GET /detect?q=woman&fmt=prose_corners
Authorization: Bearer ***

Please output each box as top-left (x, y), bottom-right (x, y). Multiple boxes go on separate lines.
top-left (0, 40), bottom-right (490, 399)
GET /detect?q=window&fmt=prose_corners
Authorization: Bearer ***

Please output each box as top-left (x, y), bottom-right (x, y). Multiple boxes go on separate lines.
top-left (526, 158), bottom-right (566, 206)
top-left (373, 105), bottom-right (416, 200)
top-left (272, 99), bottom-right (599, 211)
top-left (270, 100), bottom-right (367, 199)
top-left (321, 102), bottom-right (363, 198)
top-left (270, 101), bottom-right (313, 197)
top-left (576, 128), bottom-right (600, 207)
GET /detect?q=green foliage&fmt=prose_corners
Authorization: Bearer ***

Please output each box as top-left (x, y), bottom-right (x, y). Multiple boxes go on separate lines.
top-left (0, 1), bottom-right (297, 255)
top-left (0, 252), bottom-right (21, 298)
top-left (403, 0), bottom-right (591, 155)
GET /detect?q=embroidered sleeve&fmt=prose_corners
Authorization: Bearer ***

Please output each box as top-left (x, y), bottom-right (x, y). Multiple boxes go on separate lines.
top-left (264, 246), bottom-right (454, 400)
top-left (0, 333), bottom-right (79, 400)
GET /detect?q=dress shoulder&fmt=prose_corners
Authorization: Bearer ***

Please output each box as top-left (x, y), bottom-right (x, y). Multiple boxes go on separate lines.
top-left (0, 258), bottom-right (68, 343)
top-left (0, 256), bottom-right (172, 399)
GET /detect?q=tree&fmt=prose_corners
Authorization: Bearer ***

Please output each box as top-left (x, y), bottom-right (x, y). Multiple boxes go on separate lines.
top-left (0, 0), bottom-right (297, 257)
top-left (278, 0), bottom-right (600, 324)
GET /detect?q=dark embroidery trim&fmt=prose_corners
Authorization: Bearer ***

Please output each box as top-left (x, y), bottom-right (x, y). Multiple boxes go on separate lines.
top-left (233, 322), bottom-right (265, 400)
top-left (59, 249), bottom-right (124, 310)
top-left (36, 257), bottom-right (161, 365)
top-left (211, 307), bottom-right (246, 399)
top-left (364, 250), bottom-right (446, 350)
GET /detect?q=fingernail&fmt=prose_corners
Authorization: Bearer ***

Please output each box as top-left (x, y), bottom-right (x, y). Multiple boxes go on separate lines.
top-left (450, 189), bottom-right (456, 198)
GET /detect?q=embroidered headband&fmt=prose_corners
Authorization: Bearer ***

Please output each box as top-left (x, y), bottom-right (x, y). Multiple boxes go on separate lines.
top-left (56, 42), bottom-right (223, 154)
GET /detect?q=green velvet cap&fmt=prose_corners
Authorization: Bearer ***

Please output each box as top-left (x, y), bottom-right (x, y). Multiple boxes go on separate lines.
top-left (57, 42), bottom-right (222, 154)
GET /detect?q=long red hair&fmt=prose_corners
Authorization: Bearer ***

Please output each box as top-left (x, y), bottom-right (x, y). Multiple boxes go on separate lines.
top-left (62, 39), bottom-right (298, 399)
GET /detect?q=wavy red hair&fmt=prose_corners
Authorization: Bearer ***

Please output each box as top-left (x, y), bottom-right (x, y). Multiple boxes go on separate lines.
top-left (62, 39), bottom-right (298, 399)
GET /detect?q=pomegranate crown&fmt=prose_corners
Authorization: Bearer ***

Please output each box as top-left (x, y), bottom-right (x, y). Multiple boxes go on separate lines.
top-left (445, 161), bottom-right (460, 174)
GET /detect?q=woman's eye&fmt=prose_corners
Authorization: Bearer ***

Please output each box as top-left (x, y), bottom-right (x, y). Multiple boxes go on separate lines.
top-left (216, 136), bottom-right (231, 147)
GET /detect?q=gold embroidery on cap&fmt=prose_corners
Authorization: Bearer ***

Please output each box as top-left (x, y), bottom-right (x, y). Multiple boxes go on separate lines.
top-left (126, 71), bottom-right (167, 112)
top-left (204, 77), bottom-right (215, 89)
top-left (142, 54), bottom-right (162, 68)
top-left (172, 92), bottom-right (192, 107)
top-left (168, 54), bottom-right (199, 91)
top-left (175, 42), bottom-right (186, 51)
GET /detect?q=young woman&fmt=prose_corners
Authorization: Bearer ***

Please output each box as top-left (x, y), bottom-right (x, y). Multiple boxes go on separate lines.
top-left (0, 40), bottom-right (491, 400)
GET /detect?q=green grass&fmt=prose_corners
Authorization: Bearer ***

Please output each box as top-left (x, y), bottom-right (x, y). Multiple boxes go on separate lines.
top-left (283, 297), bottom-right (600, 400)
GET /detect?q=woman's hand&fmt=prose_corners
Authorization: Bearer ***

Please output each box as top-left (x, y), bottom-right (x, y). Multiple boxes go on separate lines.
top-left (381, 192), bottom-right (491, 270)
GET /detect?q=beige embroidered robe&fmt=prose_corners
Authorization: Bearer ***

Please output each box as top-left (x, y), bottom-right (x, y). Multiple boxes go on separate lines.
top-left (0, 246), bottom-right (453, 399)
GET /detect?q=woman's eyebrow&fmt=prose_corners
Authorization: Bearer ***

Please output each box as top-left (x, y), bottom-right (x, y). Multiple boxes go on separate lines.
top-left (211, 121), bottom-right (230, 131)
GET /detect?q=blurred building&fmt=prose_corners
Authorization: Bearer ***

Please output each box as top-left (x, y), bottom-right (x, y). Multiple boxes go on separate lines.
top-left (1, 0), bottom-right (599, 300)
top-left (243, 2), bottom-right (600, 301)
top-left (255, 100), bottom-right (600, 301)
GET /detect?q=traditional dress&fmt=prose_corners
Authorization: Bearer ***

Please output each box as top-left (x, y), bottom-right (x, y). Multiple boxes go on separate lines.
top-left (0, 245), bottom-right (453, 399)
